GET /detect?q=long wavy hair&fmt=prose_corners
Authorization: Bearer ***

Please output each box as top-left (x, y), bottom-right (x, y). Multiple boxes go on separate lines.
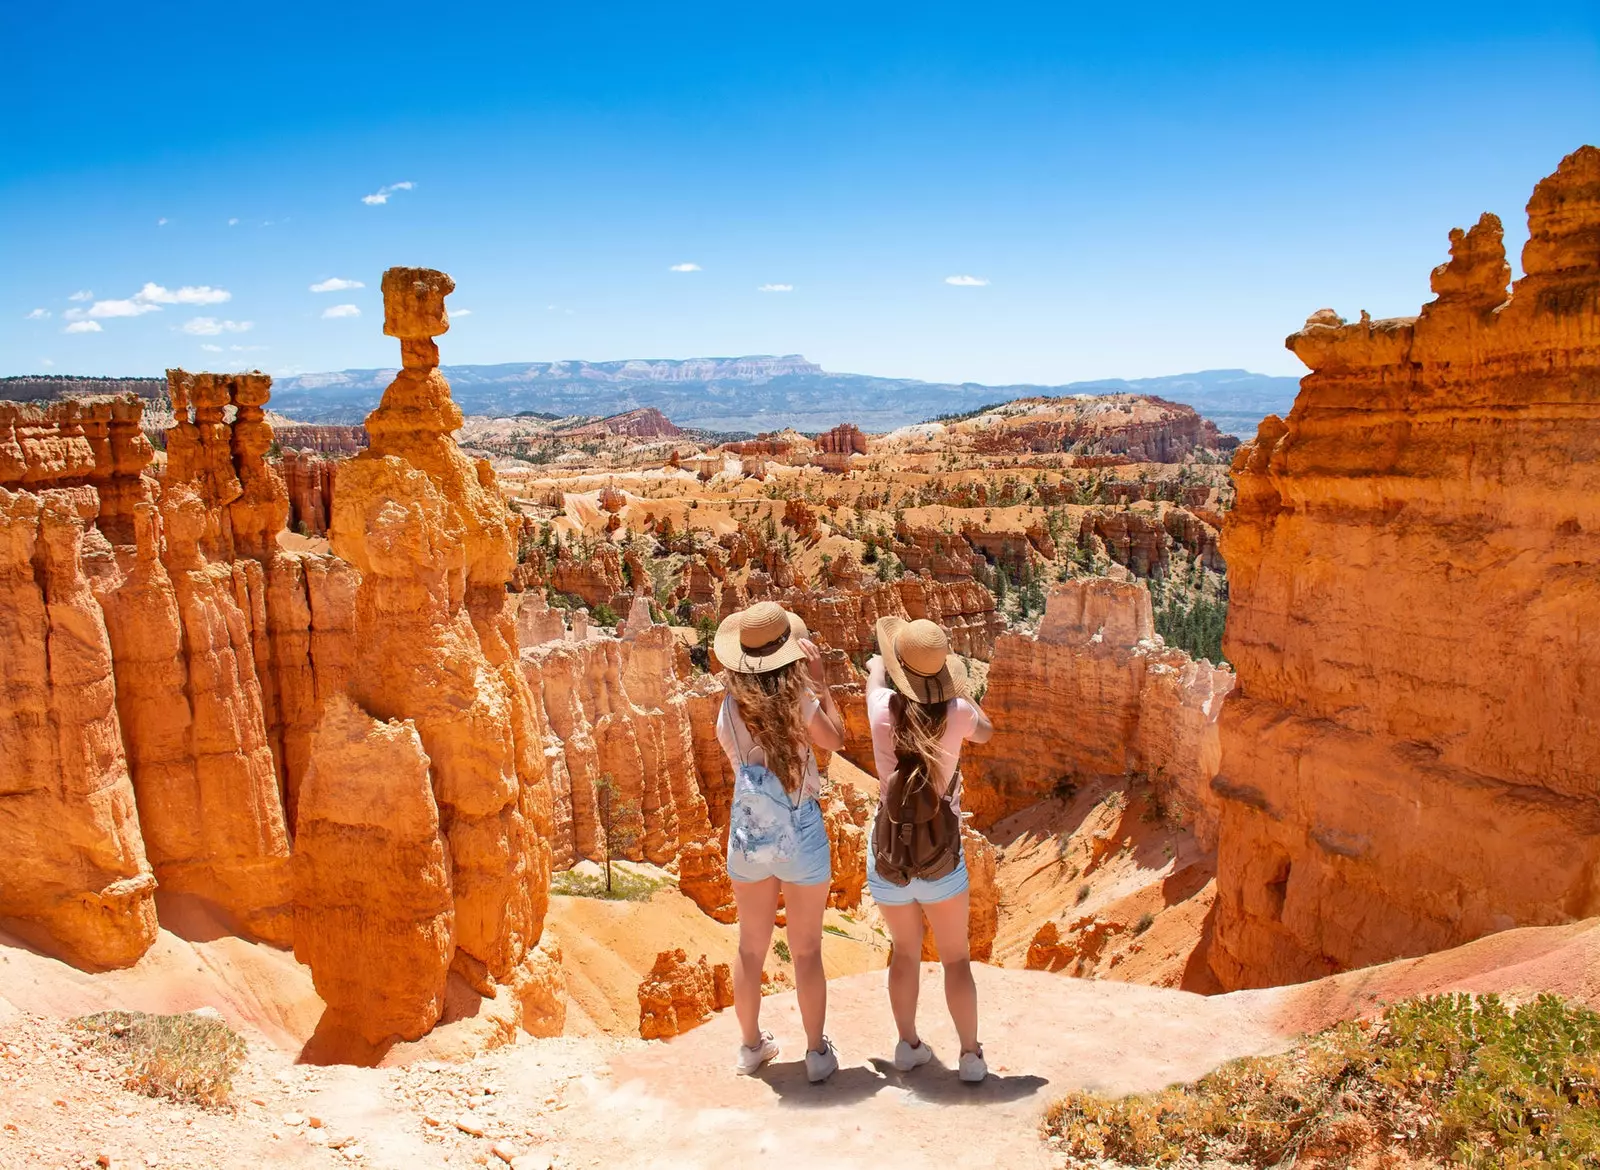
top-left (723, 661), bottom-right (811, 796)
top-left (890, 691), bottom-right (951, 790)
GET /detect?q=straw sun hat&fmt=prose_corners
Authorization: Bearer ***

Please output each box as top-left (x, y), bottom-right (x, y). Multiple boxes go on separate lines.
top-left (714, 601), bottom-right (810, 674)
top-left (875, 616), bottom-right (969, 704)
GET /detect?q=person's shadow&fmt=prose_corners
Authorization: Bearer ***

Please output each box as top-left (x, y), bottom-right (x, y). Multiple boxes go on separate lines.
top-left (757, 1055), bottom-right (1048, 1108)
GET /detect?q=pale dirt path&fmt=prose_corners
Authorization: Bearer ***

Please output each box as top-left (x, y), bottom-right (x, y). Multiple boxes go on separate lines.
top-left (7, 921), bottom-right (1597, 1170)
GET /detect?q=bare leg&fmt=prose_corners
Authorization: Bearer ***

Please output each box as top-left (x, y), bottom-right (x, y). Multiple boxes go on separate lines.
top-left (878, 901), bottom-right (927, 1047)
top-left (781, 879), bottom-right (831, 1053)
top-left (730, 877), bottom-right (780, 1048)
top-left (923, 891), bottom-right (979, 1056)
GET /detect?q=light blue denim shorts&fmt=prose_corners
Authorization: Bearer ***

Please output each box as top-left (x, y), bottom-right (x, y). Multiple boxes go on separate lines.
top-left (726, 797), bottom-right (832, 886)
top-left (866, 828), bottom-right (970, 906)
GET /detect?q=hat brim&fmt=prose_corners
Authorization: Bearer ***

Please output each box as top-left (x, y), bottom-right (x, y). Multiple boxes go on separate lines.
top-left (715, 609), bottom-right (810, 674)
top-left (875, 616), bottom-right (969, 704)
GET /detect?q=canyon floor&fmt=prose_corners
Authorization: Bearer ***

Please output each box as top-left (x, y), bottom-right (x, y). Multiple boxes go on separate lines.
top-left (5, 919), bottom-right (1598, 1170)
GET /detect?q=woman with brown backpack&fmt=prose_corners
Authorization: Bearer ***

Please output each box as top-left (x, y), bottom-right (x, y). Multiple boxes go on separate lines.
top-left (866, 616), bottom-right (994, 1083)
top-left (714, 601), bottom-right (848, 1082)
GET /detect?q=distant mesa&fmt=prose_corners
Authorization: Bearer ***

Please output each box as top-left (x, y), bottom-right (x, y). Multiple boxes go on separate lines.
top-left (552, 407), bottom-right (684, 441)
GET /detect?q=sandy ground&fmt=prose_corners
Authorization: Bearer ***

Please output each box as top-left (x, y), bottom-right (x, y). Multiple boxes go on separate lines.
top-left (5, 919), bottom-right (1600, 1169)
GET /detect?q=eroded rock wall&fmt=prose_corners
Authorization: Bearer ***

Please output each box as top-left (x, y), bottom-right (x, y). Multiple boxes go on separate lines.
top-left (1211, 147), bottom-right (1600, 990)
top-left (962, 579), bottom-right (1234, 838)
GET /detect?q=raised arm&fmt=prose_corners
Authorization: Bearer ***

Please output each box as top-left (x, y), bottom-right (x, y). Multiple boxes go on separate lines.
top-left (800, 638), bottom-right (846, 751)
top-left (966, 698), bottom-right (994, 744)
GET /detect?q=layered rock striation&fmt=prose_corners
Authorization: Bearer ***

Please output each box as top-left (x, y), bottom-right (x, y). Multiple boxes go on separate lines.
top-left (962, 579), bottom-right (1234, 839)
top-left (1211, 147), bottom-right (1600, 990)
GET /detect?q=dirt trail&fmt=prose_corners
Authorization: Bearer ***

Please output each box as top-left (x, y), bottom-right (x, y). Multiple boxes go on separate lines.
top-left (5, 920), bottom-right (1598, 1169)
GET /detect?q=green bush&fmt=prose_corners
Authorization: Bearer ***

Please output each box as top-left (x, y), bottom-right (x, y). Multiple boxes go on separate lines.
top-left (75, 1011), bottom-right (246, 1108)
top-left (549, 866), bottom-right (668, 902)
top-left (1044, 993), bottom-right (1600, 1168)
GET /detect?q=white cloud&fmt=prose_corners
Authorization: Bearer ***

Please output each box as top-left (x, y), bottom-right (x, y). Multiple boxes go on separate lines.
top-left (157, 217), bottom-right (169, 226)
top-left (25, 308), bottom-right (50, 320)
top-left (669, 262), bottom-right (702, 272)
top-left (231, 344), bottom-right (268, 352)
top-left (76, 299), bottom-right (162, 319)
top-left (228, 217), bottom-right (239, 226)
top-left (758, 283), bottom-right (794, 293)
top-left (361, 180), bottom-right (415, 205)
top-left (39, 358), bottom-right (54, 368)
top-left (452, 308), bottom-right (472, 317)
top-left (135, 282), bottom-right (231, 306)
top-left (64, 320), bottom-right (102, 333)
top-left (200, 343), bottom-right (224, 352)
top-left (944, 274), bottom-right (990, 287)
top-left (68, 290), bottom-right (93, 302)
top-left (321, 304), bottom-right (361, 319)
top-left (180, 317), bottom-right (254, 336)
top-left (309, 277), bottom-right (365, 293)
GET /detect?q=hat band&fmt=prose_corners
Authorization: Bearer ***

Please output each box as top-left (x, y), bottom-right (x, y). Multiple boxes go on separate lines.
top-left (902, 658), bottom-right (944, 678)
top-left (741, 627), bottom-right (792, 657)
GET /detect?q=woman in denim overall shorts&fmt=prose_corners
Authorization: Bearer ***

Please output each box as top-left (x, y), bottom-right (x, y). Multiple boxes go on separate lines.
top-left (714, 601), bottom-right (846, 1081)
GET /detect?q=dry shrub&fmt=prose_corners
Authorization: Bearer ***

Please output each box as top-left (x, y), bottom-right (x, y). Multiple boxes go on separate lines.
top-left (74, 1010), bottom-right (246, 1108)
top-left (1043, 993), bottom-right (1600, 1168)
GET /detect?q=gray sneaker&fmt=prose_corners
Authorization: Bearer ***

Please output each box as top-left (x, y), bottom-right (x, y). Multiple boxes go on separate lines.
top-left (958, 1046), bottom-right (987, 1083)
top-left (893, 1039), bottom-right (934, 1071)
top-left (736, 1031), bottom-right (779, 1075)
top-left (805, 1037), bottom-right (839, 1083)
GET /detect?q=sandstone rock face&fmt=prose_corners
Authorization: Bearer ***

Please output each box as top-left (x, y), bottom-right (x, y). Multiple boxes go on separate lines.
top-left (319, 268), bottom-right (557, 1021)
top-left (0, 485), bottom-right (158, 970)
top-left (522, 623), bottom-right (737, 923)
top-left (637, 948), bottom-right (734, 1039)
top-left (1211, 148), bottom-right (1600, 991)
top-left (292, 695), bottom-right (454, 1044)
top-left (962, 580), bottom-right (1234, 838)
top-left (0, 395), bottom-right (153, 543)
top-left (279, 449), bottom-right (337, 537)
top-left (165, 371), bottom-right (289, 562)
top-left (272, 425), bottom-right (368, 456)
top-left (104, 484), bottom-right (294, 944)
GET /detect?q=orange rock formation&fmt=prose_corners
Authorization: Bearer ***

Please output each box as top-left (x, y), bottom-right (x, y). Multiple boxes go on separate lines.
top-left (292, 695), bottom-right (454, 1043)
top-left (1211, 147), bottom-right (1600, 989)
top-left (637, 948), bottom-right (734, 1039)
top-left (316, 267), bottom-right (558, 1034)
top-left (963, 580), bottom-right (1234, 836)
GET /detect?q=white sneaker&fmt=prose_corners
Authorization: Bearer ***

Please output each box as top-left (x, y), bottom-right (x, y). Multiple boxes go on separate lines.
top-left (805, 1037), bottom-right (839, 1083)
top-left (893, 1039), bottom-right (934, 1071)
top-left (736, 1031), bottom-right (779, 1075)
top-left (958, 1047), bottom-right (987, 1083)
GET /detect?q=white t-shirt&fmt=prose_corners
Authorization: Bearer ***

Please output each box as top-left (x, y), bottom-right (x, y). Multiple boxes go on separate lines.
top-left (716, 692), bottom-right (825, 804)
top-left (866, 675), bottom-right (979, 810)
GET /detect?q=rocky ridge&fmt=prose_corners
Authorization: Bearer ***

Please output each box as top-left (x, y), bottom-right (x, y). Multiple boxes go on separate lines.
top-left (1211, 146), bottom-right (1600, 989)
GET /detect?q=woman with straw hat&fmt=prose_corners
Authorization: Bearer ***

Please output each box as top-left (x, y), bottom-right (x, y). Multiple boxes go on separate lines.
top-left (713, 600), bottom-right (846, 1082)
top-left (866, 616), bottom-right (994, 1083)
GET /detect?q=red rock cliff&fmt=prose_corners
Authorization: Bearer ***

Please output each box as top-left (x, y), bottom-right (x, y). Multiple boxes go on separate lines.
top-left (1211, 147), bottom-right (1600, 990)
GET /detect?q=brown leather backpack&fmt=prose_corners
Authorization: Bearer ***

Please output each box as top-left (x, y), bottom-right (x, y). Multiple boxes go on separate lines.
top-left (872, 753), bottom-right (962, 886)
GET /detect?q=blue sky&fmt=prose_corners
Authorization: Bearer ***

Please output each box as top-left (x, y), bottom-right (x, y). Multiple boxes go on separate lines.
top-left (3, 2), bottom-right (1596, 385)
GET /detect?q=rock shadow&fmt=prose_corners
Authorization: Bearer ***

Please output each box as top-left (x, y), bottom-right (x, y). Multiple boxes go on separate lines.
top-left (298, 1009), bottom-right (396, 1067)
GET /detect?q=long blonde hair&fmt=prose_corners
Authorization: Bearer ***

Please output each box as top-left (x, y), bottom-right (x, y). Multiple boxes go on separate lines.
top-left (724, 662), bottom-right (811, 795)
top-left (890, 692), bottom-right (950, 790)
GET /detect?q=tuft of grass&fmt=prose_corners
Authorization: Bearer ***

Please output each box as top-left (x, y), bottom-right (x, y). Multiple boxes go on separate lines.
top-left (1133, 911), bottom-right (1155, 935)
top-left (549, 866), bottom-right (669, 902)
top-left (822, 924), bottom-right (851, 939)
top-left (1043, 993), bottom-right (1600, 1169)
top-left (74, 1011), bottom-right (245, 1108)
top-left (773, 939), bottom-right (792, 963)
top-left (1076, 883), bottom-right (1093, 905)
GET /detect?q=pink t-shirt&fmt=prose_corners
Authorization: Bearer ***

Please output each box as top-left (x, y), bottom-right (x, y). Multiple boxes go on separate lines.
top-left (866, 674), bottom-right (979, 809)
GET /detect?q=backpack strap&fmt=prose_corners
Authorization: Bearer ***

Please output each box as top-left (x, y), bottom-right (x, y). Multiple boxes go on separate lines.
top-left (721, 693), bottom-right (746, 768)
